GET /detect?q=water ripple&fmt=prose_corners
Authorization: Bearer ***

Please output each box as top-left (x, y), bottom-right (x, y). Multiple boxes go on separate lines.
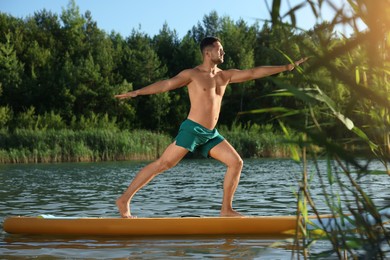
top-left (1, 159), bottom-right (389, 258)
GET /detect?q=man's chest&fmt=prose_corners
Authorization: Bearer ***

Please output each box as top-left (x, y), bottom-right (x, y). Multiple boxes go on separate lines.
top-left (192, 73), bottom-right (228, 96)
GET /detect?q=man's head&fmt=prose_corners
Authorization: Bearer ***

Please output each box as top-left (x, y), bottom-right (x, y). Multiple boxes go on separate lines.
top-left (200, 36), bottom-right (221, 53)
top-left (200, 36), bottom-right (224, 64)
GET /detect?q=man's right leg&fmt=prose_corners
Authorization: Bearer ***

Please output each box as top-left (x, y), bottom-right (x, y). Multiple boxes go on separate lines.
top-left (208, 140), bottom-right (243, 217)
top-left (116, 142), bottom-right (188, 218)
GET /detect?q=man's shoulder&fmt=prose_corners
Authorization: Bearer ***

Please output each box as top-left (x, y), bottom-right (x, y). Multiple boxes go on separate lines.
top-left (188, 66), bottom-right (226, 73)
top-left (179, 68), bottom-right (197, 74)
top-left (179, 66), bottom-right (227, 76)
top-left (178, 67), bottom-right (203, 77)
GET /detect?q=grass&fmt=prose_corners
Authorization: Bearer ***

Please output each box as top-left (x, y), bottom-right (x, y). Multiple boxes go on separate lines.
top-left (0, 124), bottom-right (293, 163)
top-left (0, 128), bottom-right (172, 163)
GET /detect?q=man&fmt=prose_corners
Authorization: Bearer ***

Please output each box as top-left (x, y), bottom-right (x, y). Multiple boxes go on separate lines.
top-left (115, 36), bottom-right (306, 218)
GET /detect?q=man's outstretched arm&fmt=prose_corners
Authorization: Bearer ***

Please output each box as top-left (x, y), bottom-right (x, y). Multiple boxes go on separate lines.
top-left (115, 70), bottom-right (192, 99)
top-left (227, 58), bottom-right (307, 84)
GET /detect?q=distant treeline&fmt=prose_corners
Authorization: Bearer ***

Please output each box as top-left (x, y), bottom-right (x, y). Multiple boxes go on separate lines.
top-left (1, 1), bottom-right (337, 133)
top-left (0, 1), bottom-right (387, 163)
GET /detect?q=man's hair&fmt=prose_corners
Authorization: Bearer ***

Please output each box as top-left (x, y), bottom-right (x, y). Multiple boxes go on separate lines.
top-left (200, 36), bottom-right (221, 54)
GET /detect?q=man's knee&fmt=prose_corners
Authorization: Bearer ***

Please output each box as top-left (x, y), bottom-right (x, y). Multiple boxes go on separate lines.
top-left (229, 156), bottom-right (243, 170)
top-left (156, 158), bottom-right (177, 172)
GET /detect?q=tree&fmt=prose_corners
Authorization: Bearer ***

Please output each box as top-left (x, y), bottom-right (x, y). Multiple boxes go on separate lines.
top-left (191, 11), bottom-right (221, 42)
top-left (60, 0), bottom-right (86, 58)
top-left (152, 23), bottom-right (180, 77)
top-left (218, 17), bottom-right (258, 125)
top-left (0, 32), bottom-right (24, 110)
top-left (122, 30), bottom-right (168, 130)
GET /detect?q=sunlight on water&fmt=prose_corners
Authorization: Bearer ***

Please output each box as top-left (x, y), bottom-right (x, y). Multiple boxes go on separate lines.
top-left (0, 159), bottom-right (389, 259)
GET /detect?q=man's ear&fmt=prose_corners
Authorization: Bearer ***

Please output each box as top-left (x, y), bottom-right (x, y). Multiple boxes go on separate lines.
top-left (205, 49), bottom-right (212, 58)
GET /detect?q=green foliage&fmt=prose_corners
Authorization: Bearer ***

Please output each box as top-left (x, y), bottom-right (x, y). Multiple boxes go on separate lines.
top-left (70, 112), bottom-right (117, 130)
top-left (0, 32), bottom-right (23, 87)
top-left (262, 0), bottom-right (390, 258)
top-left (0, 32), bottom-right (24, 110)
top-left (0, 106), bottom-right (12, 129)
top-left (11, 107), bottom-right (66, 130)
top-left (0, 1), bottom-right (388, 154)
top-left (0, 2), bottom-right (317, 133)
top-left (221, 123), bottom-right (292, 158)
top-left (15, 107), bottom-right (37, 130)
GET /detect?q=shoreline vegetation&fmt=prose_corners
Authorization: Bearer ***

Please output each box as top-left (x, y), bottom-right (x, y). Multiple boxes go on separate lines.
top-left (0, 124), bottom-right (292, 164)
top-left (0, 128), bottom-right (171, 164)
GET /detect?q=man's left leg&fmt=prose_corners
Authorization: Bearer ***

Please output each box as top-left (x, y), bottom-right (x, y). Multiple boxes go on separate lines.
top-left (209, 140), bottom-right (243, 217)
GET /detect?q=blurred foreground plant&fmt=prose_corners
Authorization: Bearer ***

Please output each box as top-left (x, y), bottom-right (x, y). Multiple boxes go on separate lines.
top-left (249, 0), bottom-right (390, 258)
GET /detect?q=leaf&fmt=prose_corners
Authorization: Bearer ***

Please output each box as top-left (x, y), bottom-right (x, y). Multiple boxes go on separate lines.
top-left (279, 120), bottom-right (300, 162)
top-left (238, 107), bottom-right (291, 115)
top-left (271, 78), bottom-right (317, 104)
top-left (290, 12), bottom-right (296, 27)
top-left (282, 3), bottom-right (306, 27)
top-left (265, 91), bottom-right (295, 97)
top-left (276, 48), bottom-right (305, 74)
top-left (271, 0), bottom-right (281, 25)
top-left (273, 110), bottom-right (301, 119)
top-left (307, 0), bottom-right (318, 18)
top-left (306, 86), bottom-right (355, 130)
top-left (334, 112), bottom-right (354, 130)
top-left (355, 66), bottom-right (360, 84)
top-left (351, 126), bottom-right (377, 150)
top-left (327, 155), bottom-right (334, 185)
top-left (346, 239), bottom-right (363, 249)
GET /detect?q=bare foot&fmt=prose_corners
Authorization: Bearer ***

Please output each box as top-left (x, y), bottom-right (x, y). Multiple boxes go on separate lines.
top-left (220, 209), bottom-right (243, 217)
top-left (116, 197), bottom-right (136, 218)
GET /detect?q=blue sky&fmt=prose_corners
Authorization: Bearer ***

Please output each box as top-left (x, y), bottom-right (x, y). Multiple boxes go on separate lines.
top-left (1, 0), bottom-right (354, 38)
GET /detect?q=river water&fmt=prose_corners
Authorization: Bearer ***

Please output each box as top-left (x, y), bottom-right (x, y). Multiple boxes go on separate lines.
top-left (0, 159), bottom-right (389, 259)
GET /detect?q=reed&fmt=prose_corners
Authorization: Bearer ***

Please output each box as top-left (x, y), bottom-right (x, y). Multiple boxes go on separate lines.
top-left (221, 123), bottom-right (293, 158)
top-left (0, 125), bottom-right (294, 163)
top-left (264, 0), bottom-right (390, 258)
top-left (0, 128), bottom-right (172, 163)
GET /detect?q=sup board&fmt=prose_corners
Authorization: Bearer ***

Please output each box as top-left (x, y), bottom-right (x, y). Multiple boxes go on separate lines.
top-left (3, 215), bottom-right (326, 236)
top-left (4, 209), bottom-right (389, 236)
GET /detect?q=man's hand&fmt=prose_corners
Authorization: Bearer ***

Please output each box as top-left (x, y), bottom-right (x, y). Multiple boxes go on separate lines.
top-left (114, 91), bottom-right (138, 100)
top-left (287, 57), bottom-right (309, 71)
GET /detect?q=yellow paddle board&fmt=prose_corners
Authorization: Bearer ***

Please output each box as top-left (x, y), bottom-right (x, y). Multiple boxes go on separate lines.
top-left (3, 215), bottom-right (331, 236)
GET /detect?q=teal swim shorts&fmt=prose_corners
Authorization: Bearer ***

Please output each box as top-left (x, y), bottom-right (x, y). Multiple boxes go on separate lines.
top-left (175, 119), bottom-right (225, 158)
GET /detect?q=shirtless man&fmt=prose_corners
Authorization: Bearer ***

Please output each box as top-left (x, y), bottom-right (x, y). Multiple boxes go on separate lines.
top-left (115, 36), bottom-right (306, 218)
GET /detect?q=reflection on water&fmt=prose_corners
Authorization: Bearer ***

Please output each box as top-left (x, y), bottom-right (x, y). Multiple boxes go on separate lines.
top-left (2, 235), bottom-right (293, 259)
top-left (0, 159), bottom-right (389, 259)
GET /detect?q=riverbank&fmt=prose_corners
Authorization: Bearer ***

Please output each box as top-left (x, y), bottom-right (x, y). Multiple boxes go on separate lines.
top-left (0, 126), bottom-right (292, 163)
top-left (0, 128), bottom-right (172, 163)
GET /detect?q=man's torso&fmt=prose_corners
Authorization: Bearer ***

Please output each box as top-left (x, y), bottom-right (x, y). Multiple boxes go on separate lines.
top-left (186, 67), bottom-right (230, 129)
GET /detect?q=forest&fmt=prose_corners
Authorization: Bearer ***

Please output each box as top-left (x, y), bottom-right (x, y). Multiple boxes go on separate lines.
top-left (0, 0), bottom-right (389, 164)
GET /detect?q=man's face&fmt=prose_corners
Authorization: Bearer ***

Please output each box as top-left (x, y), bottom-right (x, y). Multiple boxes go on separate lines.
top-left (209, 41), bottom-right (225, 64)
